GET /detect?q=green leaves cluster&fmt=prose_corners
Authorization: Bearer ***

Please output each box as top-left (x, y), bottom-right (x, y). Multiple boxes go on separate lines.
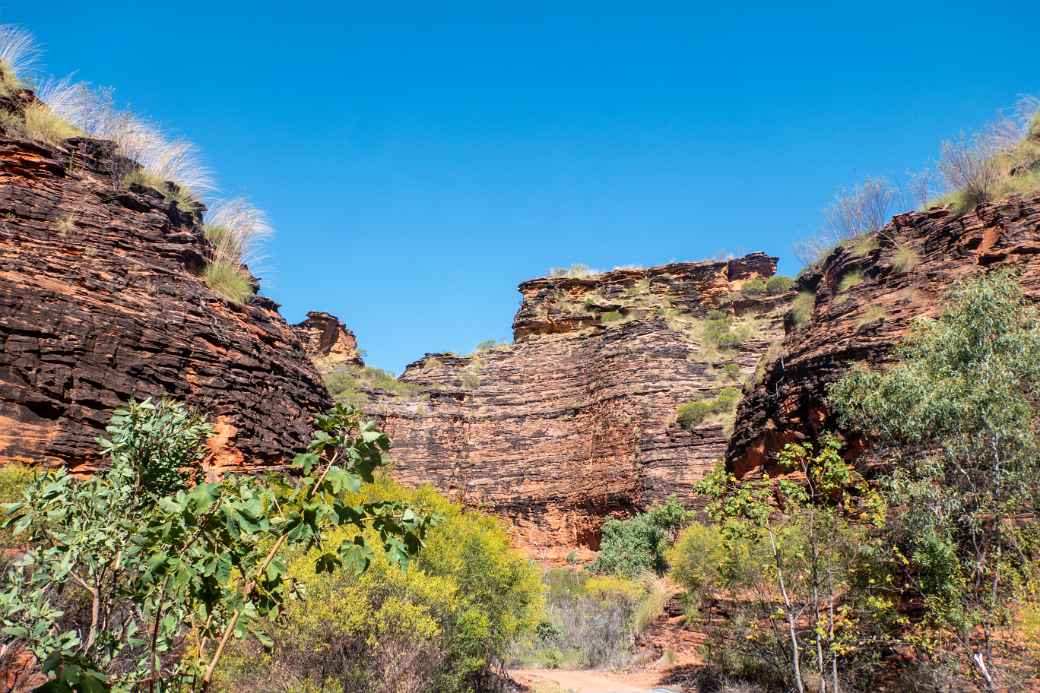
top-left (590, 496), bottom-right (692, 578)
top-left (829, 270), bottom-right (1040, 684)
top-left (0, 399), bottom-right (433, 691)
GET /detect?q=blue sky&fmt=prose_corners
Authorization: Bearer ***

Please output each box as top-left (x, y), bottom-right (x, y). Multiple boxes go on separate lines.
top-left (7, 2), bottom-right (1038, 373)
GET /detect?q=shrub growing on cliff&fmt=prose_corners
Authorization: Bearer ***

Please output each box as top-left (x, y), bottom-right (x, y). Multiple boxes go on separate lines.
top-left (676, 387), bottom-right (741, 430)
top-left (765, 275), bottom-right (795, 295)
top-left (215, 477), bottom-right (541, 692)
top-left (828, 270), bottom-right (1040, 687)
top-left (0, 400), bottom-right (432, 690)
top-left (742, 277), bottom-right (767, 295)
top-left (703, 310), bottom-right (750, 349)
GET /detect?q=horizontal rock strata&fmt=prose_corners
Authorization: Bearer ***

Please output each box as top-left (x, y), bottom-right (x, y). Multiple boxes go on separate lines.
top-left (0, 94), bottom-right (329, 472)
top-left (307, 255), bottom-right (792, 553)
top-left (727, 192), bottom-right (1040, 477)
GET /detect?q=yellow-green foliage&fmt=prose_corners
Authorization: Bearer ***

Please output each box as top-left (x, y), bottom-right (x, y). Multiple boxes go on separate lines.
top-left (837, 269), bottom-right (864, 293)
top-left (703, 310), bottom-right (750, 349)
top-left (676, 387), bottom-right (741, 431)
top-left (511, 568), bottom-right (662, 670)
top-left (0, 463), bottom-right (36, 549)
top-left (765, 275), bottom-right (795, 295)
top-left (856, 305), bottom-right (887, 329)
top-left (122, 169), bottom-right (199, 213)
top-left (846, 232), bottom-right (879, 258)
top-left (324, 365), bottom-right (422, 407)
top-left (202, 260), bottom-right (254, 305)
top-left (789, 291), bottom-right (816, 327)
top-left (741, 277), bottom-right (767, 295)
top-left (667, 522), bottom-right (727, 615)
top-left (21, 102), bottom-right (81, 145)
top-left (216, 477), bottom-right (541, 693)
top-left (600, 310), bottom-right (623, 323)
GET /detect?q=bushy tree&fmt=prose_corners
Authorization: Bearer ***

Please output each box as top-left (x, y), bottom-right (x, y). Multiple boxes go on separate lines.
top-left (591, 496), bottom-right (692, 578)
top-left (0, 399), bottom-right (433, 691)
top-left (829, 270), bottom-right (1040, 689)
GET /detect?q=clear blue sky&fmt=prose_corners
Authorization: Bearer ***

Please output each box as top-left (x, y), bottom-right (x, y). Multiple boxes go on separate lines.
top-left (7, 2), bottom-right (1038, 373)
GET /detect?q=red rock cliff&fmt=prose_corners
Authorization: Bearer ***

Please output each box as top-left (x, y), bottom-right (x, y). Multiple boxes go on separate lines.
top-left (0, 95), bottom-right (330, 472)
top-left (726, 192), bottom-right (1040, 478)
top-left (304, 254), bottom-right (792, 554)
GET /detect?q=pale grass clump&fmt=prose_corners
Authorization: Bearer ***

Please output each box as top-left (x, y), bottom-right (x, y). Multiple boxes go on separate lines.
top-left (548, 263), bottom-right (602, 279)
top-left (0, 25), bottom-right (37, 94)
top-left (37, 79), bottom-right (214, 200)
top-left (200, 198), bottom-right (272, 304)
top-left (20, 101), bottom-right (82, 145)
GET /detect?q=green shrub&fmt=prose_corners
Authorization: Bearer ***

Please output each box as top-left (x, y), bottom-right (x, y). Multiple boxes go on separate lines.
top-left (591, 497), bottom-right (692, 578)
top-left (667, 522), bottom-right (727, 616)
top-left (703, 310), bottom-right (749, 349)
top-left (741, 277), bottom-right (767, 295)
top-left (837, 269), bottom-right (864, 293)
top-left (600, 310), bottom-right (623, 323)
top-left (789, 291), bottom-right (816, 327)
top-left (216, 477), bottom-right (541, 693)
top-left (765, 275), bottom-right (795, 295)
top-left (324, 365), bottom-right (421, 406)
top-left (721, 363), bottom-right (742, 382)
top-left (203, 259), bottom-right (255, 305)
top-left (548, 263), bottom-right (600, 279)
top-left (676, 387), bottom-right (741, 430)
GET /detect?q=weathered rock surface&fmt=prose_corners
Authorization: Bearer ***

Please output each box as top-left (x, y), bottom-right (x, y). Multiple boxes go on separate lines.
top-left (293, 311), bottom-right (364, 368)
top-left (0, 94), bottom-right (330, 472)
top-left (308, 255), bottom-right (792, 554)
top-left (727, 192), bottom-right (1040, 477)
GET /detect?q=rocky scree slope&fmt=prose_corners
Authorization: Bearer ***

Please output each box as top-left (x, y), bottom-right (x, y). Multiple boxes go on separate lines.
top-left (300, 254), bottom-right (793, 554)
top-left (0, 89), bottom-right (329, 472)
top-left (727, 191), bottom-right (1040, 477)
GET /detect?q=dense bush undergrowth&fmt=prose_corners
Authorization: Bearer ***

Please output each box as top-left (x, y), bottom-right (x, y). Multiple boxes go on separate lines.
top-left (214, 477), bottom-right (542, 693)
top-left (0, 400), bottom-right (435, 691)
top-left (673, 272), bottom-right (1040, 692)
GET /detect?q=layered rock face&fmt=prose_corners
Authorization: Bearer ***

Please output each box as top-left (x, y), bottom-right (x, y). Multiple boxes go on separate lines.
top-left (309, 255), bottom-right (792, 553)
top-left (727, 192), bottom-right (1040, 477)
top-left (293, 311), bottom-right (364, 368)
top-left (0, 95), bottom-right (329, 472)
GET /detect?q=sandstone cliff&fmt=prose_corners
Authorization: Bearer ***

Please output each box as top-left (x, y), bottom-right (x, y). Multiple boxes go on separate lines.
top-left (727, 192), bottom-right (1040, 477)
top-left (303, 255), bottom-right (793, 553)
top-left (0, 92), bottom-right (329, 472)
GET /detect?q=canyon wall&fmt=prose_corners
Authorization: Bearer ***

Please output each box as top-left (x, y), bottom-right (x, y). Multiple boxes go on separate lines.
top-left (303, 255), bottom-right (793, 554)
top-left (727, 192), bottom-right (1040, 477)
top-left (0, 91), bottom-right (330, 473)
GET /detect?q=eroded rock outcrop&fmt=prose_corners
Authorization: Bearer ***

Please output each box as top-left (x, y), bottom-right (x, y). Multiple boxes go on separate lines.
top-left (306, 255), bottom-right (792, 554)
top-left (0, 94), bottom-right (330, 472)
top-left (727, 192), bottom-right (1040, 478)
top-left (293, 311), bottom-right (364, 368)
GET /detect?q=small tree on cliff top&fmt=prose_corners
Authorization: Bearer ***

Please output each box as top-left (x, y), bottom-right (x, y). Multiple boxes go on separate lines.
top-left (0, 399), bottom-right (434, 691)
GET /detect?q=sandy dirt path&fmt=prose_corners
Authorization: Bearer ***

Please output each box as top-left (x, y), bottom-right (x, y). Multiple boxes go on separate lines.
top-left (509, 668), bottom-right (681, 692)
